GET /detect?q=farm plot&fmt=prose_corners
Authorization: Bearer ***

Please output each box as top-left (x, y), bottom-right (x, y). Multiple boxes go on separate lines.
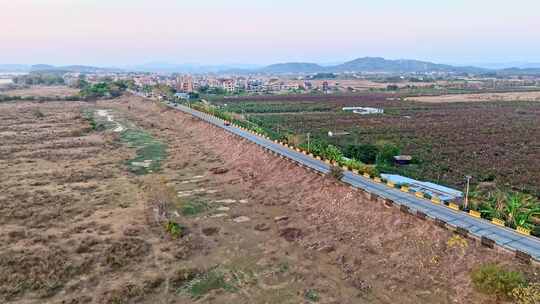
top-left (216, 95), bottom-right (540, 196)
top-left (408, 91), bottom-right (540, 103)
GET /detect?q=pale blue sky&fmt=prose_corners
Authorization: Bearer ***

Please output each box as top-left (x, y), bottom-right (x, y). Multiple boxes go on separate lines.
top-left (2, 0), bottom-right (540, 66)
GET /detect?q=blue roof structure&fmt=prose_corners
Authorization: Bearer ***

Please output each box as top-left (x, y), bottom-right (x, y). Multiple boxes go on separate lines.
top-left (381, 174), bottom-right (463, 202)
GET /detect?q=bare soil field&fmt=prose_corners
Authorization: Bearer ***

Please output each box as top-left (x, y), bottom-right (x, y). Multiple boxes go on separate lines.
top-left (2, 86), bottom-right (79, 97)
top-left (407, 91), bottom-right (540, 103)
top-left (1, 96), bottom-right (538, 304)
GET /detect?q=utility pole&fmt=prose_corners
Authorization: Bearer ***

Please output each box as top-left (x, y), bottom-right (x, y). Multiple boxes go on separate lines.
top-left (464, 175), bottom-right (472, 210)
top-left (307, 132), bottom-right (311, 152)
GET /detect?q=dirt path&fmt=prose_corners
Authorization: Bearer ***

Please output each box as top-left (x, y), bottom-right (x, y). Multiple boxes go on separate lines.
top-left (1, 97), bottom-right (537, 304)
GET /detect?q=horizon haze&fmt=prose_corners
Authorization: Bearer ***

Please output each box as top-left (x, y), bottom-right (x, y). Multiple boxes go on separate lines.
top-left (2, 0), bottom-right (540, 66)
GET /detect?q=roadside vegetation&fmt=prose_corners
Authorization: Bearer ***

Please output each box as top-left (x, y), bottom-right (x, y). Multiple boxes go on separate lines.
top-left (468, 187), bottom-right (540, 234)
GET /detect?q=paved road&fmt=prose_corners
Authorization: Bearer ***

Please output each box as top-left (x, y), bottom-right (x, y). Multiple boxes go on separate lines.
top-left (166, 101), bottom-right (540, 261)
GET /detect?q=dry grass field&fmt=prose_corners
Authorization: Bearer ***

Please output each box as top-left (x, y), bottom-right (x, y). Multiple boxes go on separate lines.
top-left (2, 86), bottom-right (80, 97)
top-left (1, 96), bottom-right (538, 303)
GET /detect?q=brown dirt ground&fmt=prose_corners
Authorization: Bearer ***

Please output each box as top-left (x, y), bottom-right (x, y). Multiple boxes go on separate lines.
top-left (1, 96), bottom-right (538, 304)
top-left (2, 86), bottom-right (80, 97)
top-left (407, 91), bottom-right (540, 103)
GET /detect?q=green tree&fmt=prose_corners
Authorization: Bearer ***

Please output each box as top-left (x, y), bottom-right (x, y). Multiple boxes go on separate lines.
top-left (375, 142), bottom-right (400, 166)
top-left (344, 144), bottom-right (379, 164)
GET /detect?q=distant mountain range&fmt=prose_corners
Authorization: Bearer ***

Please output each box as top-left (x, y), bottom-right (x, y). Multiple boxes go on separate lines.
top-left (248, 57), bottom-right (488, 74)
top-left (1, 57), bottom-right (540, 75)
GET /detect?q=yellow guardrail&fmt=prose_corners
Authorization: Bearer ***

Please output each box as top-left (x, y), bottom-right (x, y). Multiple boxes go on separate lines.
top-left (517, 226), bottom-right (531, 235)
top-left (469, 210), bottom-right (481, 218)
top-left (448, 203), bottom-right (460, 211)
top-left (492, 218), bottom-right (505, 227)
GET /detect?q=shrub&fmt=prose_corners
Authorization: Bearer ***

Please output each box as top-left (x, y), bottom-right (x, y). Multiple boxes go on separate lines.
top-left (471, 264), bottom-right (526, 299)
top-left (361, 165), bottom-right (380, 177)
top-left (171, 268), bottom-right (200, 289)
top-left (304, 289), bottom-right (320, 302)
top-left (512, 283), bottom-right (540, 304)
top-left (339, 158), bottom-right (363, 170)
top-left (181, 200), bottom-right (209, 216)
top-left (179, 269), bottom-right (235, 299)
top-left (164, 221), bottom-right (183, 238)
top-left (329, 166), bottom-right (344, 180)
top-left (33, 109), bottom-right (45, 118)
top-left (323, 145), bottom-right (343, 162)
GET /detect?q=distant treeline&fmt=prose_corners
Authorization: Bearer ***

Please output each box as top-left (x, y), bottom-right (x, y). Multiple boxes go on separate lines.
top-left (0, 94), bottom-right (81, 102)
top-left (1, 75), bottom-right (133, 102)
top-left (78, 79), bottom-right (131, 99)
top-left (13, 73), bottom-right (65, 86)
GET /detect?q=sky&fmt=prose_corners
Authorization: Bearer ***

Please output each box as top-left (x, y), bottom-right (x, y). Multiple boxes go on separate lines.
top-left (2, 0), bottom-right (540, 66)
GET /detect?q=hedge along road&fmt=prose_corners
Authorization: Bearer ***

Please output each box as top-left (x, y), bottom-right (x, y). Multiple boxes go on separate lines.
top-left (164, 101), bottom-right (540, 262)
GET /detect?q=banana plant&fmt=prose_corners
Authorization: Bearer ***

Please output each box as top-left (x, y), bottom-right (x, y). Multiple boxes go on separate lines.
top-left (479, 189), bottom-right (507, 220)
top-left (504, 192), bottom-right (540, 230)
